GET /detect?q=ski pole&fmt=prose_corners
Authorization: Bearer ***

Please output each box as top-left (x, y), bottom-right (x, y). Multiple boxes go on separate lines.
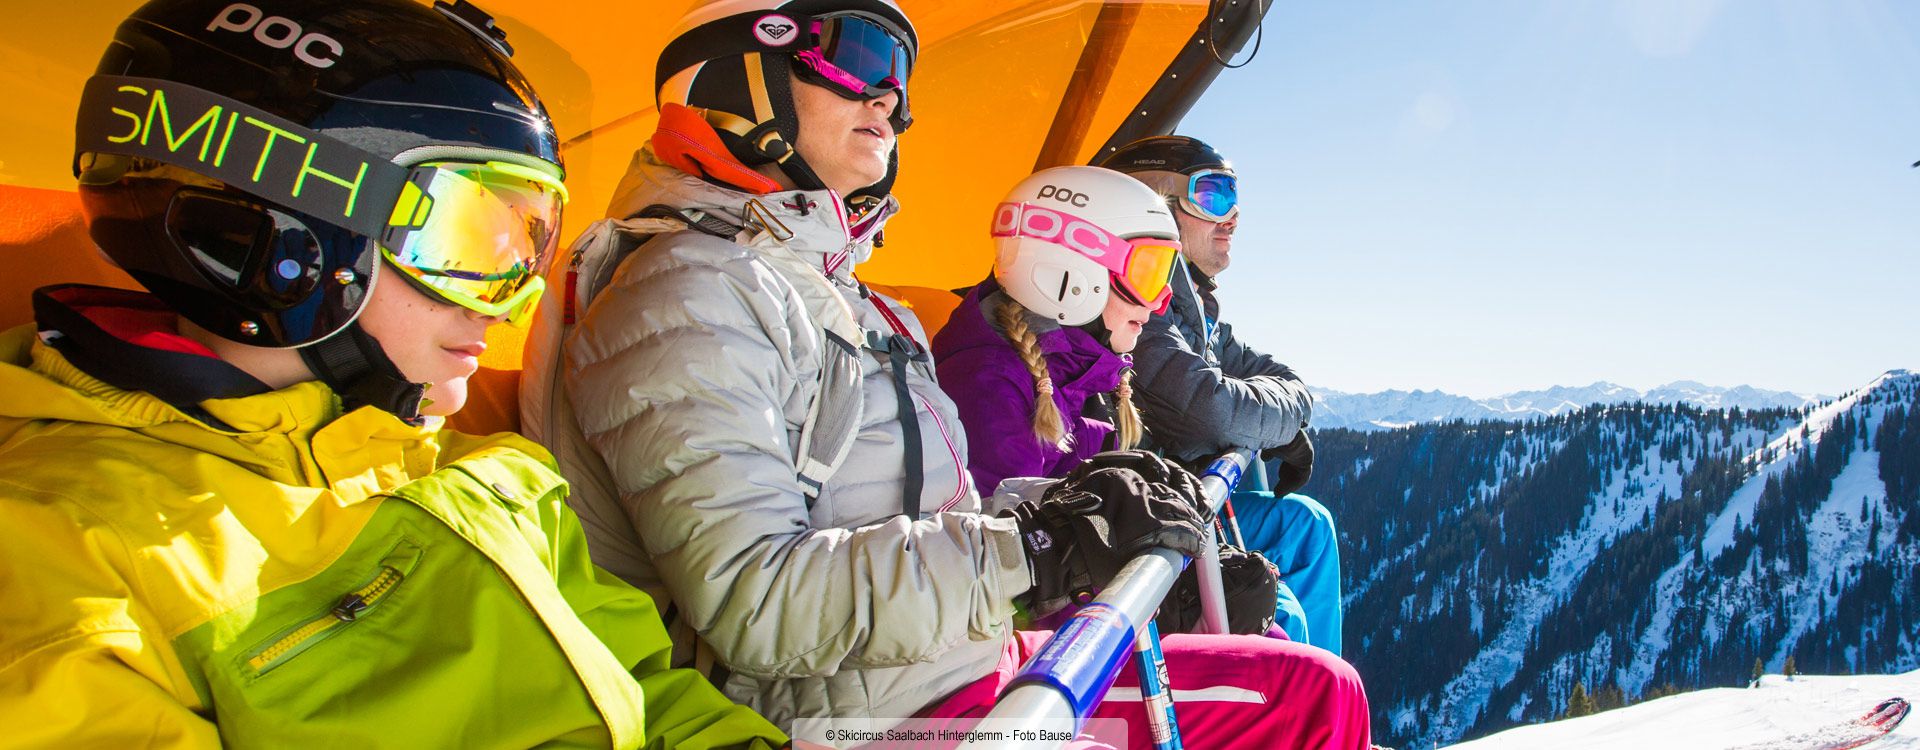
top-left (1133, 452), bottom-right (1250, 749)
top-left (1117, 455), bottom-right (1232, 750)
top-left (1132, 619), bottom-right (1183, 750)
top-left (1219, 496), bottom-right (1247, 549)
top-left (985, 450), bottom-right (1252, 747)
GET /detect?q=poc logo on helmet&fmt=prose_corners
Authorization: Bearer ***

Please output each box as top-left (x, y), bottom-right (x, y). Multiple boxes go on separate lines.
top-left (207, 3), bottom-right (344, 69)
top-left (1036, 184), bottom-right (1090, 207)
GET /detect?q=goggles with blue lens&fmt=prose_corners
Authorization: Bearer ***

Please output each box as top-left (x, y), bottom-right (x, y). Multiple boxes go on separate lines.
top-left (1181, 169), bottom-right (1238, 223)
top-left (792, 12), bottom-right (914, 131)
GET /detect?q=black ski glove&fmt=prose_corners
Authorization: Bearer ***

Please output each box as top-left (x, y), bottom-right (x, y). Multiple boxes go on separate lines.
top-left (1005, 451), bottom-right (1212, 617)
top-left (1262, 431), bottom-right (1315, 497)
top-left (1154, 544), bottom-right (1282, 635)
top-left (1071, 449), bottom-right (1211, 510)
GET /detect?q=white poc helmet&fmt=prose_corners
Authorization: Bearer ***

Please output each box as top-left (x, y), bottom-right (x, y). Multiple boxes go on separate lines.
top-left (992, 166), bottom-right (1181, 326)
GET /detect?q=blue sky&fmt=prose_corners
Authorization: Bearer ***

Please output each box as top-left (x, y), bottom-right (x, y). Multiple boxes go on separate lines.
top-left (1182, 0), bottom-right (1920, 398)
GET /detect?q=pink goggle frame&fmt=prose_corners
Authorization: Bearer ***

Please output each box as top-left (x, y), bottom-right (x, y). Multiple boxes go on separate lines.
top-left (991, 201), bottom-right (1182, 313)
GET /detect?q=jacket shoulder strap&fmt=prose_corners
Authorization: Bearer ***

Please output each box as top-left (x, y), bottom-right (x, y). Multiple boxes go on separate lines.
top-left (754, 253), bottom-right (865, 507)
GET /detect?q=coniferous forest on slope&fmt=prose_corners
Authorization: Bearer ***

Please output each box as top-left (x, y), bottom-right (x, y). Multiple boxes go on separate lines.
top-left (1299, 372), bottom-right (1920, 747)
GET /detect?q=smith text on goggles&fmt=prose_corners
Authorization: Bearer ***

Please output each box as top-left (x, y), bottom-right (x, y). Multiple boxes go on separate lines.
top-left (75, 75), bottom-right (566, 326)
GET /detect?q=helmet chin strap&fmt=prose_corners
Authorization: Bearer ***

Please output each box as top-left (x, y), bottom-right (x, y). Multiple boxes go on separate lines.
top-left (850, 147), bottom-right (900, 206)
top-left (298, 322), bottom-right (430, 425)
top-left (665, 54), bottom-right (905, 208)
top-left (769, 141), bottom-right (830, 192)
top-left (1076, 314), bottom-right (1117, 351)
top-left (753, 53), bottom-right (902, 204)
top-left (750, 53), bottom-right (829, 193)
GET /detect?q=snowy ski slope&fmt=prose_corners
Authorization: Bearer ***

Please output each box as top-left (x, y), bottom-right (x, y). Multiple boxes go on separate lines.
top-left (1451, 671), bottom-right (1920, 749)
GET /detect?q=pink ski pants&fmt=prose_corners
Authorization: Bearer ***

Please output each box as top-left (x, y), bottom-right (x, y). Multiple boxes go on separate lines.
top-left (920, 629), bottom-right (1372, 749)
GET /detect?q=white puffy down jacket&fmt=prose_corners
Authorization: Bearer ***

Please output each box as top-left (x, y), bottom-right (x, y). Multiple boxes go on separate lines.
top-left (521, 148), bottom-right (1031, 726)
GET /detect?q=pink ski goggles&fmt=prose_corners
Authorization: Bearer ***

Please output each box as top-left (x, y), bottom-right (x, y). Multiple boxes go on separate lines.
top-left (992, 201), bottom-right (1182, 313)
top-left (793, 13), bottom-right (914, 131)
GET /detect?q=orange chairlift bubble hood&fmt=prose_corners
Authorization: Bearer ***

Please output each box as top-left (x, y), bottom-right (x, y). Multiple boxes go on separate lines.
top-left (0, 0), bottom-right (1268, 431)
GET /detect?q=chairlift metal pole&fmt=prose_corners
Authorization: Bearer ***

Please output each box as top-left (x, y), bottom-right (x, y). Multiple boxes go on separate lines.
top-left (1193, 507), bottom-right (1230, 635)
top-left (983, 451), bottom-right (1251, 746)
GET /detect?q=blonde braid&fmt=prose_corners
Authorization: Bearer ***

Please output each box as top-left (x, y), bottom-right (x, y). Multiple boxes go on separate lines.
top-left (995, 301), bottom-right (1069, 450)
top-left (1114, 367), bottom-right (1145, 450)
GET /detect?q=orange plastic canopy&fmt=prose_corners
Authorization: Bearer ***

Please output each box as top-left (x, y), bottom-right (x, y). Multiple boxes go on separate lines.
top-left (0, 0), bottom-right (1206, 371)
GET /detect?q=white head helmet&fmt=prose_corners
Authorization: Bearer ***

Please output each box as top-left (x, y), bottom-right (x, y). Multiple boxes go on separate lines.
top-left (992, 166), bottom-right (1181, 326)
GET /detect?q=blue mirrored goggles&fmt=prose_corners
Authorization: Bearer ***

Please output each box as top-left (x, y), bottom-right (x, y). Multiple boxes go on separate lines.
top-left (793, 13), bottom-right (914, 130)
top-left (1182, 169), bottom-right (1239, 222)
top-left (811, 13), bottom-right (911, 93)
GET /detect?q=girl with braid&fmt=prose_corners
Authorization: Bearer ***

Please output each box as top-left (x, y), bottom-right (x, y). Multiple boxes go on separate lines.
top-left (934, 166), bottom-right (1180, 494)
top-left (936, 165), bottom-right (1323, 647)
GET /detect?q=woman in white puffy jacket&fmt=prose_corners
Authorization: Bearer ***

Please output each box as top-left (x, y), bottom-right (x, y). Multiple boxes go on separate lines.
top-left (522, 1), bottom-right (1372, 746)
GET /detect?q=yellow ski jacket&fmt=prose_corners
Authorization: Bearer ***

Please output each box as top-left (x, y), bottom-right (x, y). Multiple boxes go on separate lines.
top-left (0, 291), bottom-right (784, 749)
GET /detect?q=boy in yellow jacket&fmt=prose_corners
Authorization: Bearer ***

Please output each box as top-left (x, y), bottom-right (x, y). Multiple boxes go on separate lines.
top-left (0, 1), bottom-right (784, 747)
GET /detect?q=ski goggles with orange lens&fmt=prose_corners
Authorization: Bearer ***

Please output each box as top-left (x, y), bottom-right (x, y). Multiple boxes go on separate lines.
top-left (991, 201), bottom-right (1182, 313)
top-left (380, 160), bottom-right (568, 326)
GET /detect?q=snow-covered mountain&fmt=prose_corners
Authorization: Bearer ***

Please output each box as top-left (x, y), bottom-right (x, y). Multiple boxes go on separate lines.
top-left (1450, 671), bottom-right (1918, 749)
top-left (1306, 369), bottom-right (1919, 747)
top-left (1312, 381), bottom-right (1826, 431)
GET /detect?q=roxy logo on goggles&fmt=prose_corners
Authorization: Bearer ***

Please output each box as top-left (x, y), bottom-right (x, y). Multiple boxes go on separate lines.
top-left (755, 15), bottom-right (798, 45)
top-left (75, 75), bottom-right (408, 240)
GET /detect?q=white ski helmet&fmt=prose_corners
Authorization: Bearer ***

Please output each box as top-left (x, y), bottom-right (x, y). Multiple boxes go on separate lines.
top-left (992, 166), bottom-right (1182, 326)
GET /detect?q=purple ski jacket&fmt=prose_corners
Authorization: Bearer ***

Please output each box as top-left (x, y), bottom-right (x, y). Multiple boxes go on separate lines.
top-left (932, 283), bottom-right (1129, 493)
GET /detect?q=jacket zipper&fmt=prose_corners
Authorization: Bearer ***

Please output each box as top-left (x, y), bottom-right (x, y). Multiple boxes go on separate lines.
top-left (246, 566), bottom-right (406, 674)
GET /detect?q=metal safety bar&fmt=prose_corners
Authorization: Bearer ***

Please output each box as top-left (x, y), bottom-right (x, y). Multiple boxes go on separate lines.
top-left (982, 450), bottom-right (1253, 745)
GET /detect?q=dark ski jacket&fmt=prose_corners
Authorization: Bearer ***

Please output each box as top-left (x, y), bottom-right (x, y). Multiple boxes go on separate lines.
top-left (1132, 263), bottom-right (1312, 463)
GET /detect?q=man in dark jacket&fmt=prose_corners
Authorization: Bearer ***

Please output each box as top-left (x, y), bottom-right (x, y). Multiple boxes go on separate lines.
top-left (1098, 135), bottom-right (1346, 656)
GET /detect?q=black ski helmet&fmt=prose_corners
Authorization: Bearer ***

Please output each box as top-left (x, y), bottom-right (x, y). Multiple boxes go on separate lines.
top-left (74, 0), bottom-right (562, 349)
top-left (655, 0), bottom-right (916, 198)
top-left (1095, 135), bottom-right (1232, 177)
